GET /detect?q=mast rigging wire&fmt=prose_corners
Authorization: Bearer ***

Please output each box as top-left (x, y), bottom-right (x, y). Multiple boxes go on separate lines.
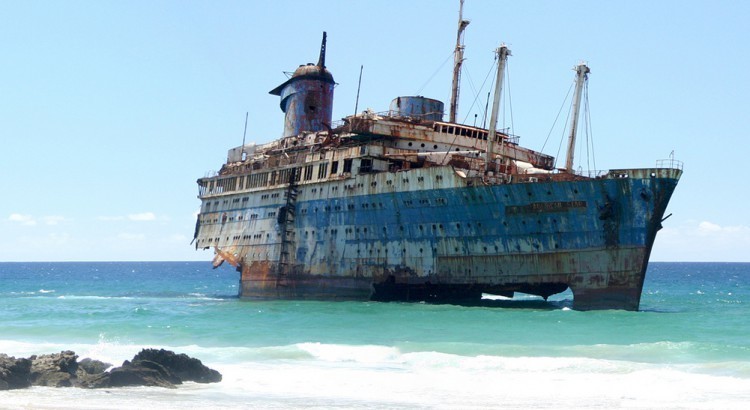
top-left (461, 57), bottom-right (497, 125)
top-left (415, 50), bottom-right (455, 97)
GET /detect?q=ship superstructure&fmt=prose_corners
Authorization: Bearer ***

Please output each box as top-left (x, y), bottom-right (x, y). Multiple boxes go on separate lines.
top-left (193, 28), bottom-right (681, 310)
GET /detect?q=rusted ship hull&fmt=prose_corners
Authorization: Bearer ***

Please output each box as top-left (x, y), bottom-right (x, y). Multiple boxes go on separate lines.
top-left (197, 166), bottom-right (680, 310)
top-left (193, 30), bottom-right (682, 310)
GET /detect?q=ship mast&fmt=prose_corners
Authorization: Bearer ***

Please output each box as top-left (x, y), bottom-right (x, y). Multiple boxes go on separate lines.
top-left (485, 44), bottom-right (510, 173)
top-left (449, 0), bottom-right (470, 123)
top-left (565, 62), bottom-right (590, 173)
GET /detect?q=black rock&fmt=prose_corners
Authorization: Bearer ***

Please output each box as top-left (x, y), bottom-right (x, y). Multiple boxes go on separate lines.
top-left (81, 359), bottom-right (177, 389)
top-left (132, 348), bottom-right (222, 383)
top-left (1, 349), bottom-right (221, 390)
top-left (0, 354), bottom-right (32, 390)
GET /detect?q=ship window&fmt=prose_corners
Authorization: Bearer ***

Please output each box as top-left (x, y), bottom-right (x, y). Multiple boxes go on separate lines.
top-left (331, 161), bottom-right (339, 174)
top-left (304, 165), bottom-right (313, 181)
top-left (343, 159), bottom-right (353, 173)
top-left (318, 163), bottom-right (329, 179)
top-left (359, 159), bottom-right (372, 173)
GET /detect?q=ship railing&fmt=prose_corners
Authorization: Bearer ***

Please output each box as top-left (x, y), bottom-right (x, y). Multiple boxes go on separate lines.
top-left (570, 168), bottom-right (609, 178)
top-left (656, 158), bottom-right (684, 170)
top-left (341, 110), bottom-right (523, 144)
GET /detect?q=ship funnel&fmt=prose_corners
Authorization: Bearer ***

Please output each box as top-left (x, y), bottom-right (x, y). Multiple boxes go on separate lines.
top-left (269, 32), bottom-right (335, 138)
top-left (389, 96), bottom-right (444, 121)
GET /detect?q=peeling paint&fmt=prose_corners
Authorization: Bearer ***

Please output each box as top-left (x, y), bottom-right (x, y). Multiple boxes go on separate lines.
top-left (192, 34), bottom-right (683, 311)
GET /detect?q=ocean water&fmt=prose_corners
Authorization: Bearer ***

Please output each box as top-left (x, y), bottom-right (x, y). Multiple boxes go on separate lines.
top-left (0, 262), bottom-right (748, 409)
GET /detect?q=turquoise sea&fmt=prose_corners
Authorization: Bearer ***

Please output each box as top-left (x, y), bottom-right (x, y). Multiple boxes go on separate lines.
top-left (0, 262), bottom-right (748, 409)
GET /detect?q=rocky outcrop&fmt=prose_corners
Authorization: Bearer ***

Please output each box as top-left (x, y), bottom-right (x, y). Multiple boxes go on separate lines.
top-left (80, 359), bottom-right (179, 389)
top-left (0, 349), bottom-right (220, 391)
top-left (29, 350), bottom-right (79, 387)
top-left (77, 358), bottom-right (112, 376)
top-left (133, 349), bottom-right (222, 383)
top-left (0, 354), bottom-right (32, 390)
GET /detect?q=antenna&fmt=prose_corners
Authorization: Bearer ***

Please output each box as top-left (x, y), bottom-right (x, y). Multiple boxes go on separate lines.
top-left (241, 112), bottom-right (248, 161)
top-left (482, 91), bottom-right (490, 128)
top-left (354, 65), bottom-right (363, 115)
top-left (317, 32), bottom-right (327, 67)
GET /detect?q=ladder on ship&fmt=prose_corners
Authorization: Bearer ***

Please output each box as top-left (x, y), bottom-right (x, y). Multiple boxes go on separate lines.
top-left (276, 168), bottom-right (298, 288)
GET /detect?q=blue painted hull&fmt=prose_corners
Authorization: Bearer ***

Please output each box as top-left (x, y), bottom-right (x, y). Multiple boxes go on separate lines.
top-left (196, 166), bottom-right (680, 310)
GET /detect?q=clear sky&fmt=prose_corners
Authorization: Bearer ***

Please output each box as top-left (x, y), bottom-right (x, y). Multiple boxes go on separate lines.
top-left (1, 0), bottom-right (748, 262)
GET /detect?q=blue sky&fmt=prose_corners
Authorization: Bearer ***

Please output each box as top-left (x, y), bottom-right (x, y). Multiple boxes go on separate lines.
top-left (1, 0), bottom-right (748, 262)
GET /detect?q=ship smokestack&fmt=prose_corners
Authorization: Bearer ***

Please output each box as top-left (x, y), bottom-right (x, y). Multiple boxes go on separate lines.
top-left (269, 32), bottom-right (335, 138)
top-left (318, 32), bottom-right (327, 68)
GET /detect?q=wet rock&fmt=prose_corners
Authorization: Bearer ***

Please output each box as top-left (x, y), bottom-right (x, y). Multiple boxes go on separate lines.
top-left (80, 359), bottom-right (178, 389)
top-left (77, 358), bottom-right (112, 375)
top-left (132, 348), bottom-right (222, 383)
top-left (1, 349), bottom-right (221, 390)
top-left (0, 354), bottom-right (32, 390)
top-left (29, 350), bottom-right (79, 387)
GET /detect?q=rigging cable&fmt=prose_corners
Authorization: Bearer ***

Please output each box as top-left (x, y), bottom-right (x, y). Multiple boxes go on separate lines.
top-left (505, 59), bottom-right (515, 140)
top-left (442, 56), bottom-right (498, 165)
top-left (554, 93), bottom-right (574, 169)
top-left (540, 82), bottom-right (575, 169)
top-left (415, 50), bottom-right (455, 96)
top-left (584, 81), bottom-right (596, 172)
top-left (461, 57), bottom-right (497, 125)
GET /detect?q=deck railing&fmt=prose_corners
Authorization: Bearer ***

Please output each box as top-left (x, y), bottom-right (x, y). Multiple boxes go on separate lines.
top-left (656, 158), bottom-right (684, 170)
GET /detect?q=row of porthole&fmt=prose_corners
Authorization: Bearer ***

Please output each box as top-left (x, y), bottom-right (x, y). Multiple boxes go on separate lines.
top-left (203, 238), bottom-right (559, 254)
top-left (203, 232), bottom-right (272, 243)
top-left (211, 186), bottom-right (588, 213)
top-left (502, 188), bottom-right (581, 199)
top-left (405, 141), bottom-right (469, 152)
top-left (202, 210), bottom-right (563, 231)
top-left (299, 219), bottom-right (572, 239)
